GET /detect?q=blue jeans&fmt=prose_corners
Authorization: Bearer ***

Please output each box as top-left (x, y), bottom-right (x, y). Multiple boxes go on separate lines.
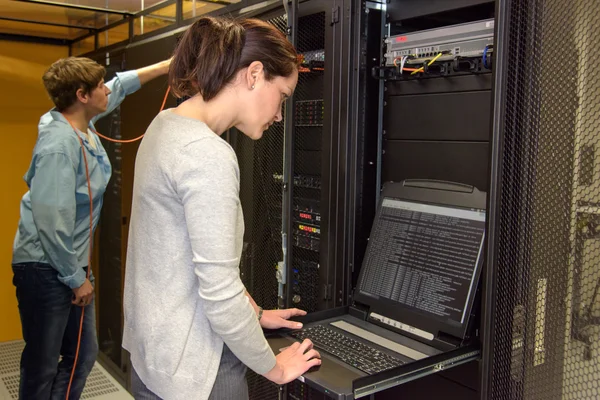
top-left (12, 262), bottom-right (98, 400)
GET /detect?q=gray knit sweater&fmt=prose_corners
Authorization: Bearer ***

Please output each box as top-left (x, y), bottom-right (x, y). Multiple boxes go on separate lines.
top-left (122, 109), bottom-right (276, 400)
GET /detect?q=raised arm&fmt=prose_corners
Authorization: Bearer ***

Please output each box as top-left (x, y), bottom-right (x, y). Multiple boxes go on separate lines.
top-left (92, 58), bottom-right (171, 123)
top-left (135, 58), bottom-right (171, 85)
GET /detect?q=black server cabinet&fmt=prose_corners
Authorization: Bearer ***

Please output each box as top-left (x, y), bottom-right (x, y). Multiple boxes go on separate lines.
top-left (89, 50), bottom-right (129, 384)
top-left (229, 0), bottom-right (349, 320)
top-left (283, 0), bottom-right (350, 315)
top-left (483, 0), bottom-right (600, 399)
top-left (242, 1), bottom-right (352, 398)
top-left (228, 2), bottom-right (348, 398)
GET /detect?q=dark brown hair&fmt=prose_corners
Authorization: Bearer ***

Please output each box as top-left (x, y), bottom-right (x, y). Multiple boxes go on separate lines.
top-left (42, 57), bottom-right (106, 111)
top-left (169, 17), bottom-right (299, 101)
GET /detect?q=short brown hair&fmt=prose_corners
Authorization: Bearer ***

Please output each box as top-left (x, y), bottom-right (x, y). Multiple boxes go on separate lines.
top-left (42, 57), bottom-right (106, 111)
top-left (170, 17), bottom-right (299, 101)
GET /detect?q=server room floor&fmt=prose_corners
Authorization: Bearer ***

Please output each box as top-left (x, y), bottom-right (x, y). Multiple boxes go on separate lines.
top-left (0, 340), bottom-right (132, 400)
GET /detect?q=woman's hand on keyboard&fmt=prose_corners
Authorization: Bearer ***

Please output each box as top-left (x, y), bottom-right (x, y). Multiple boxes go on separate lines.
top-left (263, 339), bottom-right (322, 384)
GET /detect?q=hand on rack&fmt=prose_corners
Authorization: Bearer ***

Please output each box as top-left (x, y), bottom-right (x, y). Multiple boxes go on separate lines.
top-left (260, 308), bottom-right (307, 330)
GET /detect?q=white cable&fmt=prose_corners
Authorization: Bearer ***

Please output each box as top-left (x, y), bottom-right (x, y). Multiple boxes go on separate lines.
top-left (400, 56), bottom-right (407, 74)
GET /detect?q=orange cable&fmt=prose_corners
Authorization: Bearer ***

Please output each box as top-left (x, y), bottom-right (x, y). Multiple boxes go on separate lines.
top-left (95, 86), bottom-right (170, 143)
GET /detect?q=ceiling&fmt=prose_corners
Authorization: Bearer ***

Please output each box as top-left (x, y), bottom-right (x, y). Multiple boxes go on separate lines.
top-left (0, 0), bottom-right (240, 51)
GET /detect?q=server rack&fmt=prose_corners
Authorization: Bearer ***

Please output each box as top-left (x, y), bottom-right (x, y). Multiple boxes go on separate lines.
top-left (362, 1), bottom-right (496, 398)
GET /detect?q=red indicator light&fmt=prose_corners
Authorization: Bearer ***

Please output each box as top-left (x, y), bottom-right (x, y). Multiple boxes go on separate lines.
top-left (396, 36), bottom-right (407, 42)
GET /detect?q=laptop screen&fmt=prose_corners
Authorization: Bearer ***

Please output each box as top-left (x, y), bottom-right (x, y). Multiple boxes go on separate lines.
top-left (357, 197), bottom-right (486, 330)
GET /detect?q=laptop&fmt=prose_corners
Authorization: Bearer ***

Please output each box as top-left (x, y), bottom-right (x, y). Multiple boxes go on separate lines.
top-left (267, 179), bottom-right (487, 399)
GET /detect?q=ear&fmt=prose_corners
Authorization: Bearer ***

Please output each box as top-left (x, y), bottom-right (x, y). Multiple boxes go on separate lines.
top-left (75, 88), bottom-right (89, 104)
top-left (245, 61), bottom-right (264, 90)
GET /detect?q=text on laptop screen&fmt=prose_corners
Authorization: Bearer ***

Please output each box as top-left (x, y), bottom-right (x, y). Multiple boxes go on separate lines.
top-left (358, 198), bottom-right (486, 326)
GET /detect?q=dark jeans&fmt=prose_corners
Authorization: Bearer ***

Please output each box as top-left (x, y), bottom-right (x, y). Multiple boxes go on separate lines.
top-left (12, 262), bottom-right (98, 400)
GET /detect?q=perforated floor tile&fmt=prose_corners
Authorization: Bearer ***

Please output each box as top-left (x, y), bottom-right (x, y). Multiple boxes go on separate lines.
top-left (0, 340), bottom-right (132, 399)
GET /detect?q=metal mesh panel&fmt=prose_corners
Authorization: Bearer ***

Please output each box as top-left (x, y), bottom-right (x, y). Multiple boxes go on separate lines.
top-left (291, 11), bottom-right (326, 313)
top-left (231, 12), bottom-right (287, 312)
top-left (238, 14), bottom-right (287, 400)
top-left (233, 126), bottom-right (284, 311)
top-left (491, 1), bottom-right (600, 399)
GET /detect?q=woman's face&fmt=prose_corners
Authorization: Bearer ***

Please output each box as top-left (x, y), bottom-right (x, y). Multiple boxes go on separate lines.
top-left (237, 67), bottom-right (298, 140)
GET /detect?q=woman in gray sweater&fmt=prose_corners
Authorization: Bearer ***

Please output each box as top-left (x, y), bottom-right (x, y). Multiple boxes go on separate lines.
top-left (122, 16), bottom-right (321, 400)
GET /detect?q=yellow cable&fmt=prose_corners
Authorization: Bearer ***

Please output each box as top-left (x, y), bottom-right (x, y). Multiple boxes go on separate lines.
top-left (428, 52), bottom-right (443, 65)
top-left (411, 52), bottom-right (443, 75)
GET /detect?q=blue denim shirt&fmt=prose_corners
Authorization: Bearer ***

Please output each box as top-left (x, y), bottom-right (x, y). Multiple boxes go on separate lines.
top-left (12, 70), bottom-right (141, 289)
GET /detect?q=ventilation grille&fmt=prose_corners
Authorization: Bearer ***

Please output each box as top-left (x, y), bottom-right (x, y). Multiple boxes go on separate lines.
top-left (247, 370), bottom-right (280, 400)
top-left (0, 342), bottom-right (23, 377)
top-left (0, 341), bottom-right (131, 399)
top-left (80, 368), bottom-right (122, 399)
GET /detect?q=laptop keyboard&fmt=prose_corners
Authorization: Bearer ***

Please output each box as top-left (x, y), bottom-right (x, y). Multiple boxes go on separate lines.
top-left (289, 325), bottom-right (405, 374)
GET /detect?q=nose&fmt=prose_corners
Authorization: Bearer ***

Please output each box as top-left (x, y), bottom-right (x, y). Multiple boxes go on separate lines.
top-left (105, 87), bottom-right (112, 95)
